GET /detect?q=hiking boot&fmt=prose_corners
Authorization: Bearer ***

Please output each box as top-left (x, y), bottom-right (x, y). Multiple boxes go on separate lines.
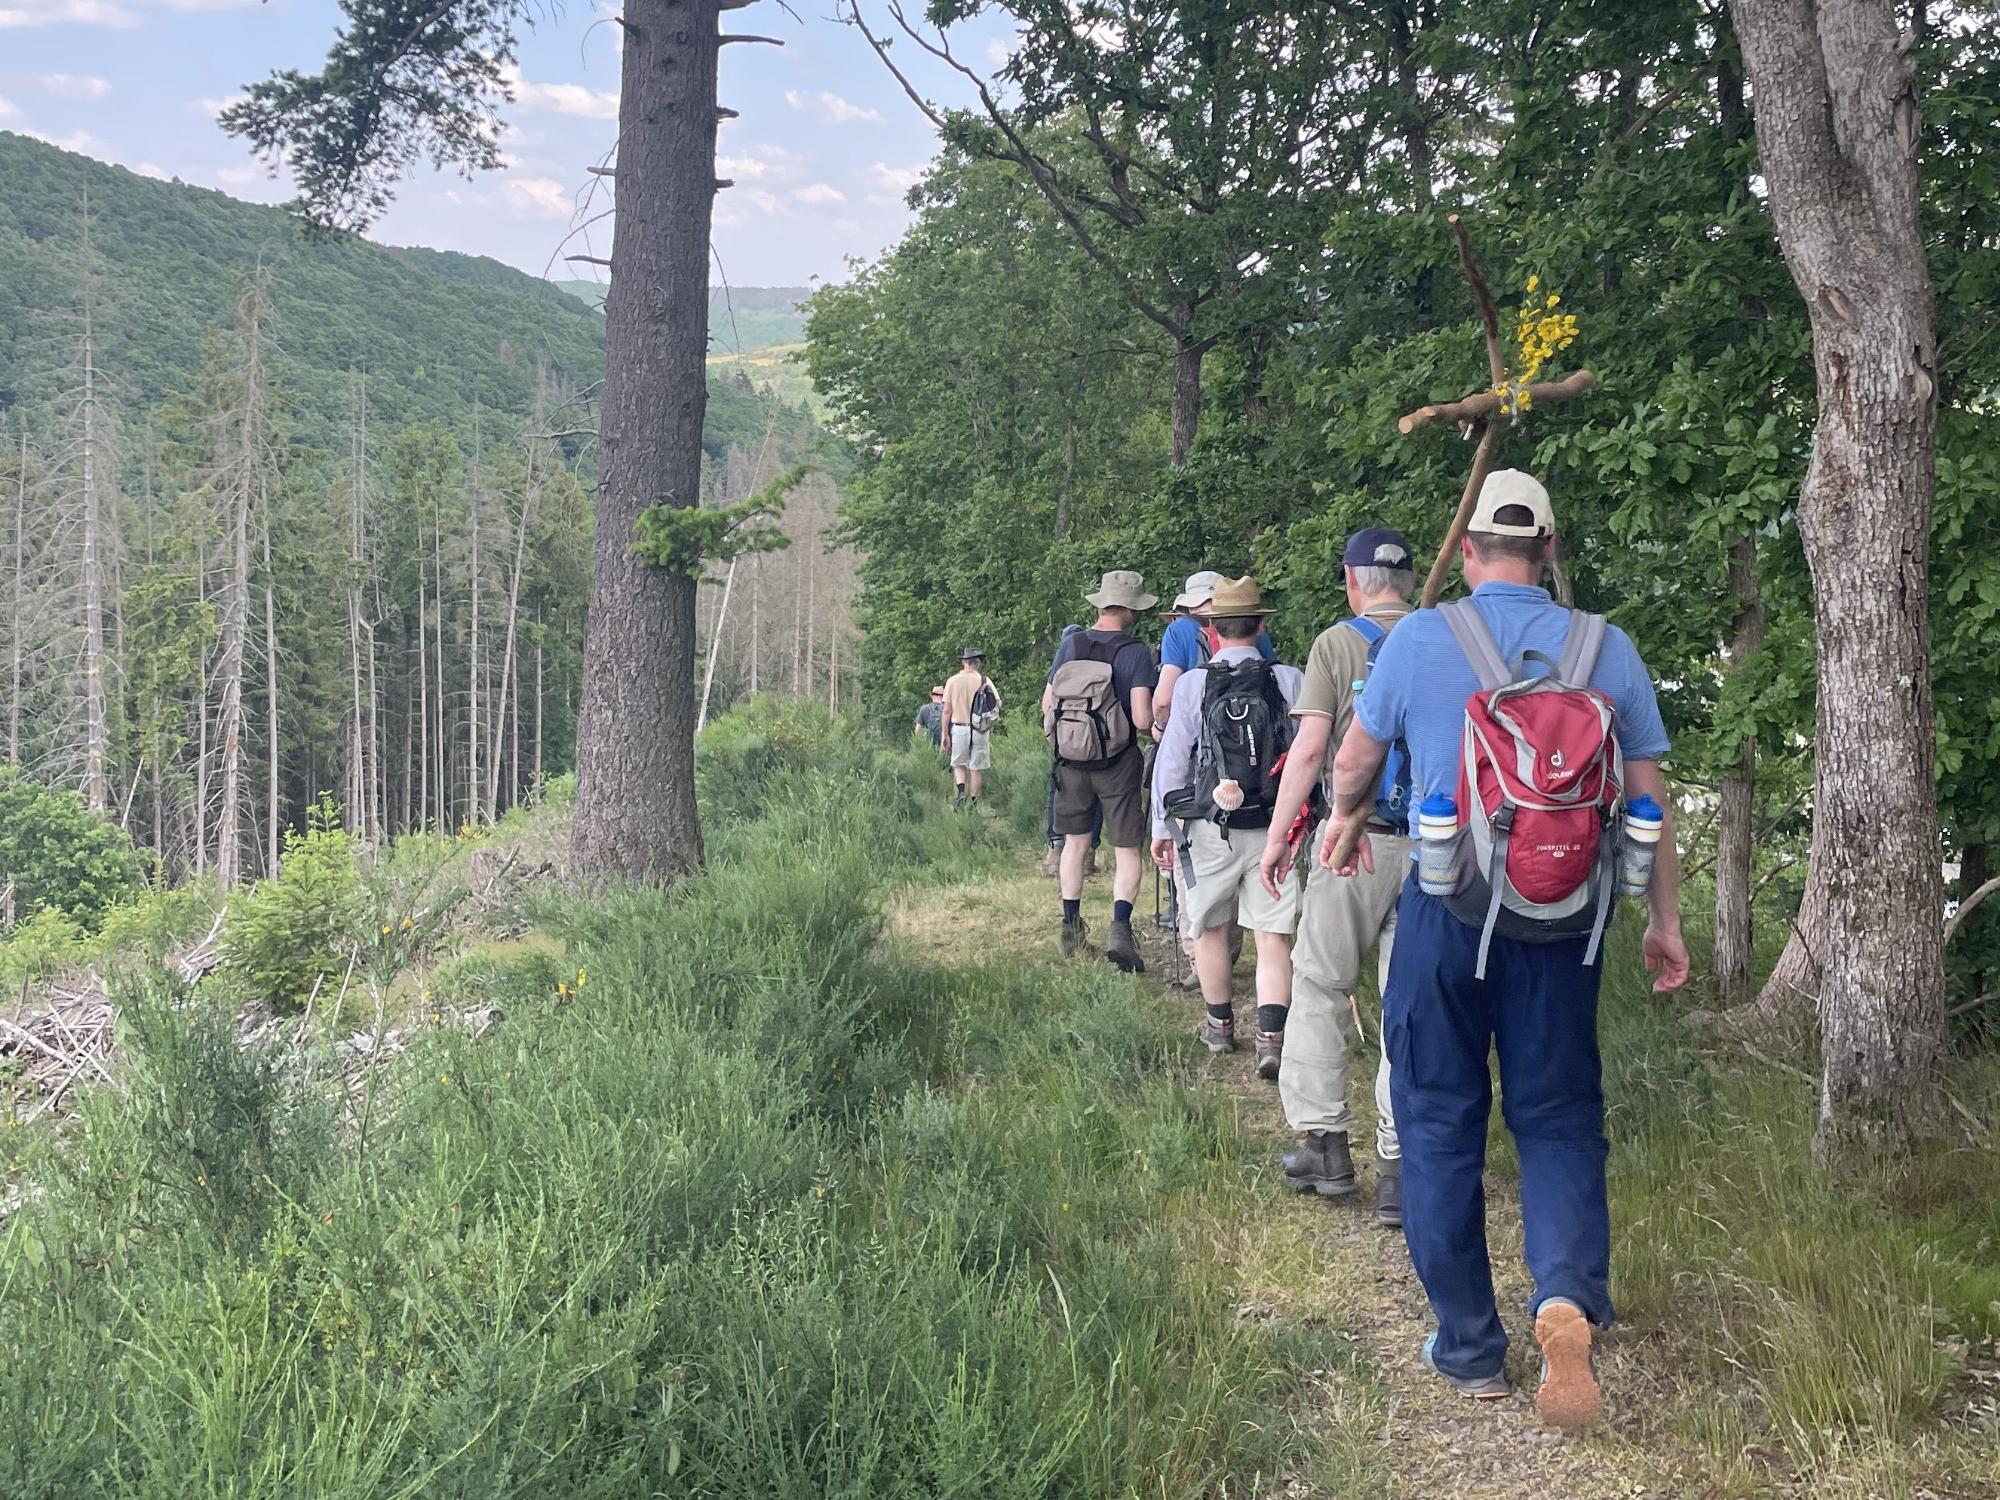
top-left (1196, 1015), bottom-right (1235, 1053)
top-left (1253, 1030), bottom-right (1283, 1082)
top-left (1105, 919), bottom-right (1146, 973)
top-left (1176, 965), bottom-right (1203, 993)
top-left (1038, 845), bottom-right (1062, 878)
top-left (1534, 1299), bottom-right (1601, 1434)
top-left (1083, 846), bottom-right (1100, 877)
top-left (1060, 914), bottom-right (1089, 958)
top-left (1374, 1156), bottom-right (1403, 1228)
top-left (1422, 1332), bottom-right (1511, 1401)
top-left (1281, 1130), bottom-right (1356, 1198)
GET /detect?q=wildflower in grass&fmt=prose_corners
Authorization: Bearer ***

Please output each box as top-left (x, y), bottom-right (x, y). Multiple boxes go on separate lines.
top-left (380, 924), bottom-right (392, 936)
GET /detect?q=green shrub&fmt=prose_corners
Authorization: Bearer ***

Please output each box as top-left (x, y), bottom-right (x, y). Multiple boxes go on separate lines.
top-left (0, 905), bottom-right (91, 986)
top-left (215, 796), bottom-right (361, 1012)
top-left (0, 767), bottom-right (141, 928)
top-left (95, 881), bottom-right (220, 963)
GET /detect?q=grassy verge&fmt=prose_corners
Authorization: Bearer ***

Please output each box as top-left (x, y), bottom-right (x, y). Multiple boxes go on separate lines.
top-left (0, 701), bottom-right (1377, 1497)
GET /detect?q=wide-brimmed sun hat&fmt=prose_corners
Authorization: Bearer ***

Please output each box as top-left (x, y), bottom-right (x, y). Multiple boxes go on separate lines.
top-left (1171, 569), bottom-right (1223, 612)
top-left (1193, 576), bottom-right (1276, 619)
top-left (1084, 570), bottom-right (1158, 612)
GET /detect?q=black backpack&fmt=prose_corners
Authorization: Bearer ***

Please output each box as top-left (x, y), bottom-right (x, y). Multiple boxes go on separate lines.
top-left (1163, 659), bottom-right (1294, 832)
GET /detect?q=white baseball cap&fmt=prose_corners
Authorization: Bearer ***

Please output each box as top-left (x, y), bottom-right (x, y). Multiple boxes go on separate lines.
top-left (1468, 469), bottom-right (1555, 537)
top-left (1171, 569), bottom-right (1222, 612)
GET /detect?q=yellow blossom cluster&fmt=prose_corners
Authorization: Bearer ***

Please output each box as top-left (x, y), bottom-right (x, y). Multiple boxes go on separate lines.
top-left (1499, 274), bottom-right (1579, 415)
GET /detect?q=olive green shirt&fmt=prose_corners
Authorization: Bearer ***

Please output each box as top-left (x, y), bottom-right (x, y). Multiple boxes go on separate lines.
top-left (1293, 604), bottom-right (1414, 745)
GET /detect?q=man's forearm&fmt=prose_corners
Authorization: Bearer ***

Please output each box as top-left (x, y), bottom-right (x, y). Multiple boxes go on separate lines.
top-left (1266, 715), bottom-right (1331, 845)
top-left (1330, 720), bottom-right (1389, 818)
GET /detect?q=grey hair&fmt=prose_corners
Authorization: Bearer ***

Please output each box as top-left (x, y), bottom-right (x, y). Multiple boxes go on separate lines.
top-left (1350, 564), bottom-right (1417, 600)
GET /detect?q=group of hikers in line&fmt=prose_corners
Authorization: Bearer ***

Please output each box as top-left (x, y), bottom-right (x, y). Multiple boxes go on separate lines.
top-left (916, 470), bottom-right (1692, 1435)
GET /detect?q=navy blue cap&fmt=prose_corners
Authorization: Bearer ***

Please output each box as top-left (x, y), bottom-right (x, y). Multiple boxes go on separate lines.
top-left (1343, 526), bottom-right (1413, 571)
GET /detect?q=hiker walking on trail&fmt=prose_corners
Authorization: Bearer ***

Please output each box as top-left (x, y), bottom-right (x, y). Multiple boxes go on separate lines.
top-left (1258, 528), bottom-right (1417, 1227)
top-left (1322, 472), bottom-right (1689, 1434)
top-left (942, 649), bottom-right (1001, 807)
top-left (1157, 570), bottom-right (1267, 987)
top-left (1150, 578), bottom-right (1304, 1078)
top-left (1040, 624), bottom-right (1101, 879)
top-left (915, 686), bottom-right (945, 749)
top-left (1044, 571), bottom-right (1159, 972)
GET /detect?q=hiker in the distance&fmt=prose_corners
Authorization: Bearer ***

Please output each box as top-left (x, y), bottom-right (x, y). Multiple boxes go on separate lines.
top-left (1321, 471), bottom-right (1689, 1434)
top-left (914, 685), bottom-right (945, 750)
top-left (1258, 527), bottom-right (1418, 1227)
top-left (941, 648), bottom-right (1001, 808)
top-left (1044, 571), bottom-right (1159, 972)
top-left (1040, 624), bottom-right (1100, 879)
top-left (1151, 578), bottom-right (1304, 1078)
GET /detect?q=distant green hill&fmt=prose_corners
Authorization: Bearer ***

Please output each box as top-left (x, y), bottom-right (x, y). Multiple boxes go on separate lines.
top-left (0, 132), bottom-right (786, 459)
top-left (555, 281), bottom-right (813, 356)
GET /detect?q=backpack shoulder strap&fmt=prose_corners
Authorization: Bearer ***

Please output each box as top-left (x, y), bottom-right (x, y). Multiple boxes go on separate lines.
top-left (1557, 612), bottom-right (1609, 687)
top-left (1343, 615), bottom-right (1386, 652)
top-left (1438, 599), bottom-right (1511, 691)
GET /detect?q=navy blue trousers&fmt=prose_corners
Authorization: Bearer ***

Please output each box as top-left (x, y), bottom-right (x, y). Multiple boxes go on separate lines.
top-left (1383, 877), bottom-right (1611, 1381)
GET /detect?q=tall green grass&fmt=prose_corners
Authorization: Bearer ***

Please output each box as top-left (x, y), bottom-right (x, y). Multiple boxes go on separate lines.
top-left (0, 700), bottom-right (1361, 1497)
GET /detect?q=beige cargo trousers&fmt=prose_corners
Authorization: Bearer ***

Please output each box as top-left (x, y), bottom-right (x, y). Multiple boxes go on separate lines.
top-left (1280, 834), bottom-right (1411, 1160)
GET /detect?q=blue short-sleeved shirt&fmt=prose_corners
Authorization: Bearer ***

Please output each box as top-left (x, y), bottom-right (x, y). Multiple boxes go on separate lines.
top-left (1159, 616), bottom-right (1275, 671)
top-left (1354, 582), bottom-right (1671, 806)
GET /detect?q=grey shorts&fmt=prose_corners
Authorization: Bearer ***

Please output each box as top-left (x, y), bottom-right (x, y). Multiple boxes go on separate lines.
top-left (1052, 748), bottom-right (1146, 848)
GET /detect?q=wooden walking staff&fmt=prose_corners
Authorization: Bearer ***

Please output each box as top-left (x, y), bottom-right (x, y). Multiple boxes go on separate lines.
top-left (1321, 214), bottom-right (1595, 873)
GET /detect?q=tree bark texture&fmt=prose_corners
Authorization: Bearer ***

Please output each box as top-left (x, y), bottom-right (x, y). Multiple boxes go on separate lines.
top-left (1715, 531), bottom-right (1766, 1004)
top-left (570, 0), bottom-right (720, 880)
top-left (1730, 0), bottom-right (1946, 1155)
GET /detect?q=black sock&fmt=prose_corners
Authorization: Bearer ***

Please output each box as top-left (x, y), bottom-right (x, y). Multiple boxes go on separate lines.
top-left (1206, 1002), bottom-right (1233, 1025)
top-left (1256, 1004), bottom-right (1287, 1034)
top-left (1113, 899), bottom-right (1133, 925)
top-left (1062, 898), bottom-right (1081, 922)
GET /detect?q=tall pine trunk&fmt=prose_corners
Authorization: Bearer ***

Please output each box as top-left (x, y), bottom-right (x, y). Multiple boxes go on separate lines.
top-left (79, 203), bottom-right (109, 814)
top-left (570, 0), bottom-right (722, 879)
top-left (1731, 0), bottom-right (1945, 1157)
top-left (261, 511), bottom-right (280, 875)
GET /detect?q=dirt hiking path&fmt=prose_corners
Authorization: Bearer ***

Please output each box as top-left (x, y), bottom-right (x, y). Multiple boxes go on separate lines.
top-left (891, 861), bottom-right (1748, 1500)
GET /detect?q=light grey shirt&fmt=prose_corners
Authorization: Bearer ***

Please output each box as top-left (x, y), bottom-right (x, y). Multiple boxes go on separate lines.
top-left (1151, 644), bottom-right (1304, 840)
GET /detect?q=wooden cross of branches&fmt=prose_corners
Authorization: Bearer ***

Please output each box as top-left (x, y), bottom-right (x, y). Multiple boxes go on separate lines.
top-left (1321, 214), bottom-right (1594, 871)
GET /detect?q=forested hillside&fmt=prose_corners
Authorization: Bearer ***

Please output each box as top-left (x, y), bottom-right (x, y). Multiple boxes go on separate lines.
top-left (0, 131), bottom-right (850, 887)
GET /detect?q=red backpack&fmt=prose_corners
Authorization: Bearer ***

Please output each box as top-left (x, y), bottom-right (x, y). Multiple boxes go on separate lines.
top-left (1438, 601), bottom-right (1624, 978)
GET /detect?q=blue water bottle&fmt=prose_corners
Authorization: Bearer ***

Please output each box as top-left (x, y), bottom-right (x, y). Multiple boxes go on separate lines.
top-left (1417, 792), bottom-right (1460, 896)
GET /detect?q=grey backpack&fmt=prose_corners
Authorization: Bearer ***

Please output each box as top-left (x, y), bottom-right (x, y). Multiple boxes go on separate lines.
top-left (1044, 634), bottom-right (1134, 768)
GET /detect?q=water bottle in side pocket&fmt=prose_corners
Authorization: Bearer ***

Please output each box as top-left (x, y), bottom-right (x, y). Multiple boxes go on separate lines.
top-left (1619, 794), bottom-right (1665, 899)
top-left (1417, 792), bottom-right (1461, 896)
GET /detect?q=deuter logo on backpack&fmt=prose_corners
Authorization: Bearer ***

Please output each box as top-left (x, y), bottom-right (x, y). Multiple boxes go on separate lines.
top-left (1164, 659), bottom-right (1293, 832)
top-left (1044, 635), bottom-right (1134, 767)
top-left (1436, 601), bottom-right (1625, 977)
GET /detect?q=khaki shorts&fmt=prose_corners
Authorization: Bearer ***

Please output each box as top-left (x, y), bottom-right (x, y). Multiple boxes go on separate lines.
top-left (949, 725), bottom-right (991, 771)
top-left (1179, 820), bottom-right (1301, 935)
top-left (1053, 747), bottom-right (1146, 847)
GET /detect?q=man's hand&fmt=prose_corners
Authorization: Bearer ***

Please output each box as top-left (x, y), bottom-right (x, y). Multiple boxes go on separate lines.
top-left (1643, 920), bottom-right (1690, 993)
top-left (1150, 836), bottom-right (1176, 872)
top-left (1258, 835), bottom-right (1294, 900)
top-left (1319, 813), bottom-right (1375, 877)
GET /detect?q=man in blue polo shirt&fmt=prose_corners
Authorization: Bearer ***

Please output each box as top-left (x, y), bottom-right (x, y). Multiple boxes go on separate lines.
top-left (1322, 470), bottom-right (1690, 1434)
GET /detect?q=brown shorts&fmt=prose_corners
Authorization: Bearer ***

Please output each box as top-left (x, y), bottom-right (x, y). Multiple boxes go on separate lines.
top-left (1052, 747), bottom-right (1147, 848)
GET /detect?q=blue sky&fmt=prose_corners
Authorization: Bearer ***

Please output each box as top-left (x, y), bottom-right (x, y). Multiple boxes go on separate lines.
top-left (0, 0), bottom-right (1016, 287)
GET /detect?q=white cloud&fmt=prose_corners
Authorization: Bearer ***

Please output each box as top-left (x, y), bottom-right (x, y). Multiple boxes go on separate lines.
top-left (215, 163), bottom-right (262, 188)
top-left (784, 89), bottom-right (883, 126)
top-left (716, 155), bottom-right (770, 180)
top-left (0, 0), bottom-right (139, 26)
top-left (504, 176), bottom-right (572, 216)
top-left (985, 38), bottom-right (1012, 68)
top-left (133, 161), bottom-right (168, 180)
top-left (792, 182), bottom-right (845, 205)
top-left (39, 73), bottom-right (110, 99)
top-left (868, 162), bottom-right (924, 193)
top-left (0, 94), bottom-right (16, 120)
top-left (192, 94), bottom-right (244, 119)
top-left (160, 0), bottom-right (263, 9)
top-left (500, 63), bottom-right (618, 121)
